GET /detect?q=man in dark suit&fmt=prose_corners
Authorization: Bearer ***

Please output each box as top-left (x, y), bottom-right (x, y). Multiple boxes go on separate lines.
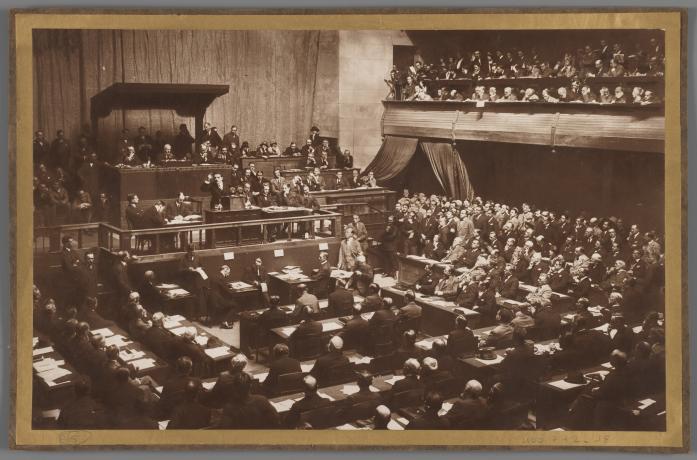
top-left (222, 125), bottom-right (240, 152)
top-left (172, 328), bottom-right (209, 376)
top-left (341, 304), bottom-right (370, 352)
top-left (140, 200), bottom-right (168, 229)
top-left (167, 379), bottom-right (212, 429)
top-left (293, 284), bottom-right (320, 317)
top-left (380, 215), bottom-right (400, 277)
top-left (179, 244), bottom-right (208, 320)
top-left (56, 377), bottom-right (109, 429)
top-left (33, 130), bottom-right (50, 165)
top-left (345, 372), bottom-right (382, 414)
top-left (138, 270), bottom-right (166, 313)
top-left (393, 329), bottom-right (425, 364)
top-left (112, 250), bottom-right (134, 303)
top-left (447, 315), bottom-right (477, 357)
top-left (166, 192), bottom-right (193, 220)
top-left (142, 312), bottom-right (177, 362)
top-left (263, 343), bottom-right (302, 392)
top-left (415, 264), bottom-right (439, 296)
top-left (72, 250), bottom-right (98, 309)
top-left (284, 374), bottom-right (331, 428)
top-left (309, 126), bottom-right (322, 147)
top-left (244, 257), bottom-right (270, 306)
top-left (420, 357), bottom-right (454, 393)
top-left (258, 295), bottom-right (287, 331)
top-left (158, 356), bottom-right (198, 419)
top-left (361, 283), bottom-right (384, 312)
top-left (390, 358), bottom-right (424, 396)
top-left (125, 194), bottom-right (143, 229)
top-left (218, 372), bottom-right (280, 429)
top-left (202, 354), bottom-right (250, 409)
top-left (397, 290), bottom-right (422, 322)
top-left (197, 122), bottom-right (223, 149)
top-left (348, 255), bottom-right (374, 297)
top-left (406, 391), bottom-right (451, 430)
top-left (310, 335), bottom-right (351, 385)
top-left (77, 297), bottom-right (114, 330)
top-left (254, 182), bottom-right (277, 208)
top-left (328, 279), bottom-right (354, 317)
top-left (133, 126), bottom-right (154, 162)
top-left (329, 170), bottom-right (347, 190)
top-left (60, 235), bottom-right (80, 275)
top-left (310, 252), bottom-right (332, 298)
top-left (499, 264), bottom-right (520, 299)
top-left (445, 380), bottom-right (488, 429)
top-left (200, 173), bottom-right (228, 209)
top-left (207, 264), bottom-right (240, 328)
top-left (289, 306), bottom-right (323, 344)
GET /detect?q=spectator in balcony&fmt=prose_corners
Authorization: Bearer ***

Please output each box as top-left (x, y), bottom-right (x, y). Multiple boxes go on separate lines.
top-left (612, 86), bottom-right (627, 104)
top-left (487, 87), bottom-right (499, 102)
top-left (402, 75), bottom-right (416, 101)
top-left (647, 56), bottom-right (664, 77)
top-left (539, 61), bottom-right (554, 78)
top-left (641, 90), bottom-right (658, 105)
top-left (581, 85), bottom-right (598, 103)
top-left (470, 86), bottom-right (486, 102)
top-left (569, 80), bottom-right (582, 101)
top-left (409, 85), bottom-right (433, 101)
top-left (541, 88), bottom-right (559, 103)
top-left (589, 59), bottom-right (608, 78)
top-left (284, 141), bottom-right (301, 157)
top-left (612, 43), bottom-right (625, 65)
top-left (501, 87), bottom-right (518, 101)
top-left (522, 88), bottom-right (539, 102)
top-left (447, 89), bottom-right (465, 102)
top-left (121, 146), bottom-right (142, 167)
top-left (528, 64), bottom-right (542, 79)
top-left (71, 189), bottom-right (93, 224)
top-left (598, 86), bottom-right (613, 104)
top-left (607, 58), bottom-right (626, 77)
top-left (300, 138), bottom-right (314, 156)
top-left (267, 141), bottom-right (282, 156)
top-left (306, 151), bottom-right (317, 168)
top-left (557, 87), bottom-right (569, 103)
top-left (631, 86), bottom-right (645, 104)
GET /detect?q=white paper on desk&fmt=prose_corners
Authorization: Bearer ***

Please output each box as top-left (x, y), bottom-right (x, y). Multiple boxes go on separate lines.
top-left (119, 349), bottom-right (145, 362)
top-left (194, 335), bottom-right (209, 346)
top-left (300, 363), bottom-right (314, 373)
top-left (158, 420), bottom-right (170, 430)
top-left (270, 397), bottom-right (301, 412)
top-left (318, 391), bottom-right (335, 401)
top-left (341, 384), bottom-right (379, 396)
top-left (260, 282), bottom-right (268, 293)
top-left (202, 381), bottom-right (216, 390)
top-left (230, 281), bottom-right (252, 290)
top-left (131, 358), bottom-right (156, 371)
top-left (90, 327), bottom-right (115, 338)
top-left (104, 335), bottom-right (132, 348)
top-left (548, 379), bottom-right (587, 390)
top-left (387, 419), bottom-right (405, 430)
top-left (360, 311), bottom-right (375, 321)
top-left (162, 319), bottom-right (182, 330)
top-left (633, 325), bottom-right (643, 333)
top-left (167, 288), bottom-right (190, 297)
top-left (157, 283), bottom-right (179, 289)
top-left (38, 367), bottom-right (71, 382)
top-left (336, 423), bottom-right (367, 430)
top-left (155, 386), bottom-right (163, 394)
top-left (167, 315), bottom-right (186, 322)
top-left (601, 362), bottom-right (613, 369)
top-left (322, 321), bottom-right (343, 332)
top-left (416, 339), bottom-right (435, 350)
top-left (475, 354), bottom-right (504, 365)
top-left (384, 375), bottom-right (405, 386)
top-left (280, 326), bottom-right (296, 337)
top-left (204, 346), bottom-right (231, 359)
top-left (348, 355), bottom-right (373, 365)
top-left (195, 267), bottom-right (208, 280)
top-left (594, 323), bottom-right (610, 333)
top-left (585, 370), bottom-right (609, 379)
top-left (438, 402), bottom-right (453, 416)
top-left (255, 372), bottom-right (269, 382)
top-left (268, 272), bottom-right (279, 275)
top-left (638, 398), bottom-right (656, 410)
top-left (32, 346), bottom-right (54, 356)
top-left (33, 359), bottom-right (59, 373)
top-left (169, 326), bottom-right (188, 336)
top-left (42, 409), bottom-right (61, 420)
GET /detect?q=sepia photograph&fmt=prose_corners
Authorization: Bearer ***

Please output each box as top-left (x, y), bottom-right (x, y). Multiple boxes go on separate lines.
top-left (10, 9), bottom-right (687, 450)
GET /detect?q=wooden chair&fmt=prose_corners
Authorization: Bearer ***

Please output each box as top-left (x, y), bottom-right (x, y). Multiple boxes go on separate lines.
top-left (273, 371), bottom-right (307, 396)
top-left (371, 323), bottom-right (395, 356)
top-left (299, 401), bottom-right (348, 429)
top-left (320, 363), bottom-right (358, 387)
top-left (390, 388), bottom-right (424, 409)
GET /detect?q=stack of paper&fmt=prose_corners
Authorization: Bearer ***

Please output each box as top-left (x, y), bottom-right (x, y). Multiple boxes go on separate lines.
top-left (194, 335), bottom-right (209, 346)
top-left (33, 358), bottom-right (64, 373)
top-left (255, 372), bottom-right (269, 382)
top-left (90, 327), bottom-right (115, 338)
top-left (637, 398), bottom-right (656, 410)
top-left (340, 384), bottom-right (380, 396)
top-left (119, 349), bottom-right (146, 362)
top-left (415, 339), bottom-right (435, 350)
top-left (384, 375), bottom-right (405, 386)
top-left (131, 358), bottom-right (157, 371)
top-left (202, 381), bottom-right (216, 390)
top-left (158, 420), bottom-right (170, 430)
top-left (270, 397), bottom-right (301, 412)
top-left (37, 367), bottom-right (71, 383)
top-left (348, 355), bottom-right (373, 365)
top-left (230, 281), bottom-right (253, 290)
top-left (204, 346), bottom-right (230, 359)
top-left (387, 419), bottom-right (405, 430)
top-left (336, 423), bottom-right (368, 430)
top-left (157, 283), bottom-right (179, 289)
top-left (280, 327), bottom-right (296, 337)
top-left (169, 326), bottom-right (189, 336)
top-left (548, 379), bottom-right (586, 390)
top-left (300, 363), bottom-right (314, 373)
top-left (166, 288), bottom-right (190, 298)
top-left (317, 391), bottom-right (335, 401)
top-left (104, 335), bottom-right (132, 348)
top-left (42, 409), bottom-right (61, 420)
top-left (322, 322), bottom-right (343, 332)
top-left (438, 402), bottom-right (454, 416)
top-left (32, 346), bottom-right (54, 357)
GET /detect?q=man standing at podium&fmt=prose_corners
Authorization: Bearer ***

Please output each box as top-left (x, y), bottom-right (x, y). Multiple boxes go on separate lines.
top-left (201, 172), bottom-right (228, 209)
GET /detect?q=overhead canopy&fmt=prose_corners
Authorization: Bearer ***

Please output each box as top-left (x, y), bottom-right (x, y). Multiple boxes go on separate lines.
top-left (382, 100), bottom-right (664, 154)
top-left (90, 83), bottom-right (230, 141)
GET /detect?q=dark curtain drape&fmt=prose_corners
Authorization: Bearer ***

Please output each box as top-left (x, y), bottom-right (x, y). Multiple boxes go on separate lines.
top-left (363, 135), bottom-right (419, 182)
top-left (419, 140), bottom-right (475, 201)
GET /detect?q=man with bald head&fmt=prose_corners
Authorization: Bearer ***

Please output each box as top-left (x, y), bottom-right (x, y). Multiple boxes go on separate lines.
top-left (445, 380), bottom-right (488, 428)
top-left (310, 335), bottom-right (351, 385)
top-left (285, 374), bottom-right (332, 428)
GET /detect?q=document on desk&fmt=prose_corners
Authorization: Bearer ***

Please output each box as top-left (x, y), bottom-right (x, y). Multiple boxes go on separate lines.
top-left (104, 335), bottom-right (132, 348)
top-left (638, 398), bottom-right (656, 410)
top-left (131, 358), bottom-right (157, 371)
top-left (195, 267), bottom-right (208, 280)
top-left (280, 326), bottom-right (296, 337)
top-left (384, 375), bottom-right (405, 386)
top-left (90, 327), bottom-right (115, 338)
top-left (230, 281), bottom-right (253, 290)
top-left (37, 366), bottom-right (71, 382)
top-left (438, 402), bottom-right (453, 416)
top-left (415, 339), bottom-right (435, 350)
top-left (194, 335), bottom-right (209, 346)
top-left (348, 355), bottom-right (373, 365)
top-left (119, 349), bottom-right (145, 362)
top-left (169, 326), bottom-right (189, 336)
top-left (166, 314), bottom-right (186, 322)
top-left (204, 346), bottom-right (231, 359)
top-left (548, 379), bottom-right (587, 390)
top-left (300, 363), bottom-right (314, 373)
top-left (202, 381), bottom-right (216, 390)
top-left (270, 397), bottom-right (301, 413)
top-left (157, 283), bottom-right (179, 289)
top-left (322, 321), bottom-right (343, 332)
top-left (32, 346), bottom-right (54, 356)
top-left (317, 391), bottom-right (336, 401)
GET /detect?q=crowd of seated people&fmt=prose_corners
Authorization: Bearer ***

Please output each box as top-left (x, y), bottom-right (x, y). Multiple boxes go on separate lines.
top-left (32, 121), bottom-right (369, 228)
top-left (386, 37), bottom-right (664, 104)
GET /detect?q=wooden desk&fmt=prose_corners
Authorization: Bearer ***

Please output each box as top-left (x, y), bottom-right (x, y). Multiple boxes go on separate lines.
top-left (267, 270), bottom-right (315, 305)
top-left (102, 164), bottom-right (233, 227)
top-left (380, 285), bottom-right (481, 335)
top-left (32, 335), bottom-right (80, 409)
top-left (271, 311), bottom-right (376, 342)
top-left (204, 207), bottom-right (263, 245)
top-left (241, 156), bottom-right (308, 177)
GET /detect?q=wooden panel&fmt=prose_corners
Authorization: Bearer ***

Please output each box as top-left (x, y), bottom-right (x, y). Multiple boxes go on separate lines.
top-left (382, 101), bottom-right (665, 153)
